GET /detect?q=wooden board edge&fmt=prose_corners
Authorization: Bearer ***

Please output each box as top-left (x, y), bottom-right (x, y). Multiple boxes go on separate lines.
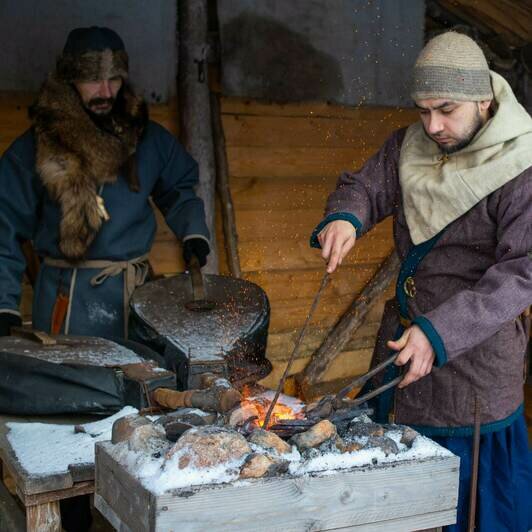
top-left (95, 442), bottom-right (153, 532)
top-left (153, 456), bottom-right (459, 531)
top-left (329, 508), bottom-right (456, 531)
top-left (0, 432), bottom-right (74, 496)
top-left (94, 493), bottom-right (133, 532)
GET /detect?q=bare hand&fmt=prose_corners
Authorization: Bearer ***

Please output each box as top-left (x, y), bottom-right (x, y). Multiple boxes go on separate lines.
top-left (387, 325), bottom-right (435, 388)
top-left (317, 220), bottom-right (357, 273)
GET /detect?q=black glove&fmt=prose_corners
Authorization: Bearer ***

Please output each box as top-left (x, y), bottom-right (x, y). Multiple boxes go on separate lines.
top-left (0, 312), bottom-right (22, 337)
top-left (183, 238), bottom-right (210, 268)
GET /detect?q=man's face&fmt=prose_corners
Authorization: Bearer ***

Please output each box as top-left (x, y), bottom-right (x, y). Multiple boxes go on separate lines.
top-left (74, 77), bottom-right (123, 115)
top-left (415, 98), bottom-right (492, 154)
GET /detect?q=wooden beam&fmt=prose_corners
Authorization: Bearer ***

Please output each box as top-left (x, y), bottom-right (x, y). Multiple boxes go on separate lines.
top-left (178, 0), bottom-right (219, 273)
top-left (298, 252), bottom-right (400, 390)
top-left (211, 93), bottom-right (242, 277)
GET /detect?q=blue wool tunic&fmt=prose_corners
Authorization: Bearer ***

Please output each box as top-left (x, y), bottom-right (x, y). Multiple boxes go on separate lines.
top-left (0, 121), bottom-right (209, 338)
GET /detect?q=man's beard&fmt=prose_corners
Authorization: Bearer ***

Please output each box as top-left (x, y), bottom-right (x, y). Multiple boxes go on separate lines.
top-left (437, 110), bottom-right (485, 154)
top-left (86, 97), bottom-right (116, 117)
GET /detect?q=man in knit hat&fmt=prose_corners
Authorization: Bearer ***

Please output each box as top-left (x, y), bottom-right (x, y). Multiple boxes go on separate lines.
top-left (312, 32), bottom-right (531, 530)
top-left (0, 26), bottom-right (210, 340)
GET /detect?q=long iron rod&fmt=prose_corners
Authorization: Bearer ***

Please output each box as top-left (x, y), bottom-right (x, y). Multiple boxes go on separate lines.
top-left (263, 271), bottom-right (330, 428)
top-left (468, 393), bottom-right (481, 532)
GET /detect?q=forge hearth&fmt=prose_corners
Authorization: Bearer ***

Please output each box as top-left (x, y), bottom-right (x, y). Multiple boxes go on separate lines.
top-left (95, 391), bottom-right (459, 531)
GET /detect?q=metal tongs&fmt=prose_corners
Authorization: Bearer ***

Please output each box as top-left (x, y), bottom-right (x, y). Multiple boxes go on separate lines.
top-left (336, 352), bottom-right (402, 407)
top-left (306, 352), bottom-right (403, 419)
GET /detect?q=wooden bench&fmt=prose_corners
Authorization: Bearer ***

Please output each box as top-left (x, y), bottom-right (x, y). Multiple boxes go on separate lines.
top-left (0, 414), bottom-right (97, 532)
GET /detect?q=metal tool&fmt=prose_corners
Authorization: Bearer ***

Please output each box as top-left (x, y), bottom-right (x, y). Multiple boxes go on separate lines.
top-left (185, 255), bottom-right (216, 312)
top-left (305, 352), bottom-right (403, 420)
top-left (336, 352), bottom-right (402, 408)
top-left (263, 271), bottom-right (330, 429)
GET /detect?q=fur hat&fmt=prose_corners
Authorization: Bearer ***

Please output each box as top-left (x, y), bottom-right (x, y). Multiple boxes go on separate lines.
top-left (56, 26), bottom-right (128, 82)
top-left (411, 32), bottom-right (493, 102)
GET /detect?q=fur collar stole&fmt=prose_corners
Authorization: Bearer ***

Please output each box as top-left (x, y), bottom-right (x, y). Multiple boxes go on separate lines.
top-left (30, 75), bottom-right (148, 260)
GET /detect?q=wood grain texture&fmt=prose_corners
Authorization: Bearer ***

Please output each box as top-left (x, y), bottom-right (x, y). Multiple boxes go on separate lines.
top-left (95, 441), bottom-right (459, 532)
top-left (302, 253), bottom-right (400, 385)
top-left (26, 501), bottom-right (61, 532)
top-left (95, 444), bottom-right (152, 532)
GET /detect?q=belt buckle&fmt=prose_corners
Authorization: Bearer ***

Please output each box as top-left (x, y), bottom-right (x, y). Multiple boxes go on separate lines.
top-left (403, 276), bottom-right (416, 298)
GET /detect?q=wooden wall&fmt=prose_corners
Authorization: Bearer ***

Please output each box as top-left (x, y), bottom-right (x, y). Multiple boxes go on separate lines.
top-left (218, 99), bottom-right (418, 388)
top-left (0, 91), bottom-right (418, 390)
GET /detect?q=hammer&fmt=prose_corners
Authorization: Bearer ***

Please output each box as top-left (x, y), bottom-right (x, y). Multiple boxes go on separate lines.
top-left (152, 378), bottom-right (242, 413)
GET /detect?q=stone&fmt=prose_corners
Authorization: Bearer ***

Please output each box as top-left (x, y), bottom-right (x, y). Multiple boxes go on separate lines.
top-left (127, 423), bottom-right (168, 455)
top-left (228, 403), bottom-right (260, 427)
top-left (339, 440), bottom-right (364, 453)
top-left (247, 429), bottom-right (291, 456)
top-left (400, 427), bottom-right (419, 448)
top-left (290, 420), bottom-right (337, 450)
top-left (317, 434), bottom-right (345, 454)
top-left (345, 422), bottom-right (385, 439)
top-left (167, 426), bottom-right (251, 469)
top-left (111, 414), bottom-right (151, 444)
top-left (363, 436), bottom-right (399, 456)
top-left (239, 453), bottom-right (289, 479)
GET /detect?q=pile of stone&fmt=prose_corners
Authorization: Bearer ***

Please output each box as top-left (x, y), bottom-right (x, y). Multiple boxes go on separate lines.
top-left (111, 409), bottom-right (420, 481)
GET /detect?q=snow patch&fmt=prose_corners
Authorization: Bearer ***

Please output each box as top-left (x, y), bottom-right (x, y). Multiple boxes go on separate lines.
top-left (6, 406), bottom-right (137, 476)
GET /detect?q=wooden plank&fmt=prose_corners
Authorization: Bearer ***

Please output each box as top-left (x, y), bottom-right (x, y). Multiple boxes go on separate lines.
top-left (438, 0), bottom-right (532, 46)
top-left (261, 347), bottom-right (374, 390)
top-left (267, 282), bottom-right (392, 332)
top-left (20, 480), bottom-right (93, 507)
top-left (230, 175), bottom-right (336, 211)
top-left (227, 145), bottom-right (379, 179)
top-left (331, 510), bottom-right (454, 531)
top-left (26, 501), bottom-right (61, 532)
top-left (222, 114), bottom-right (415, 149)
top-left (301, 253), bottom-right (399, 386)
top-left (94, 493), bottom-right (133, 532)
top-left (244, 263), bottom-right (387, 302)
top-left (154, 456), bottom-right (459, 531)
top-left (95, 444), bottom-right (153, 532)
top-left (235, 208), bottom-right (391, 243)
top-left (266, 321), bottom-right (380, 361)
top-left (221, 97), bottom-right (418, 122)
top-left (0, 426), bottom-right (73, 496)
top-left (240, 234), bottom-right (392, 272)
top-left (0, 477), bottom-right (25, 532)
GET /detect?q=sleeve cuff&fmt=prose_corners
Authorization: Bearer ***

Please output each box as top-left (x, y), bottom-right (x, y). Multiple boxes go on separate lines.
top-left (309, 212), bottom-right (363, 249)
top-left (182, 234), bottom-right (210, 245)
top-left (412, 316), bottom-right (448, 368)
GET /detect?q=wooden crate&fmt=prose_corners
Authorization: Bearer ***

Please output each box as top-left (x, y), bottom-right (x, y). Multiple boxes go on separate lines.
top-left (95, 442), bottom-right (459, 532)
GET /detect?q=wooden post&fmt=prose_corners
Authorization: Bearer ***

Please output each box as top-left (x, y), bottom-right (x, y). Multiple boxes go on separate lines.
top-left (298, 252), bottom-right (400, 394)
top-left (26, 502), bottom-right (61, 532)
top-left (211, 93), bottom-right (242, 278)
top-left (178, 0), bottom-right (219, 274)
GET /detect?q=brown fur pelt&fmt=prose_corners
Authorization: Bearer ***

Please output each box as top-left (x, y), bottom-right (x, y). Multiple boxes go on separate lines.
top-left (30, 75), bottom-right (148, 260)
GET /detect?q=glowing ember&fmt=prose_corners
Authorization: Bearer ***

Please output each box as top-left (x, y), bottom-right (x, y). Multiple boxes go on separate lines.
top-left (240, 385), bottom-right (305, 428)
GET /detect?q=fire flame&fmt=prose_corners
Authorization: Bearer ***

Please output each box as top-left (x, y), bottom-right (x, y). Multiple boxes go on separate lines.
top-left (240, 385), bottom-right (304, 428)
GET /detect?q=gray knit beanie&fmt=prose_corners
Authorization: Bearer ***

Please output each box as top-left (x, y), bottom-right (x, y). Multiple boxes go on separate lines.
top-left (411, 32), bottom-right (493, 102)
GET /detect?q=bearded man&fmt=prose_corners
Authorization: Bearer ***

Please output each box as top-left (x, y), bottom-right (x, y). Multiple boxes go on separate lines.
top-left (312, 32), bottom-right (531, 531)
top-left (0, 27), bottom-right (210, 341)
